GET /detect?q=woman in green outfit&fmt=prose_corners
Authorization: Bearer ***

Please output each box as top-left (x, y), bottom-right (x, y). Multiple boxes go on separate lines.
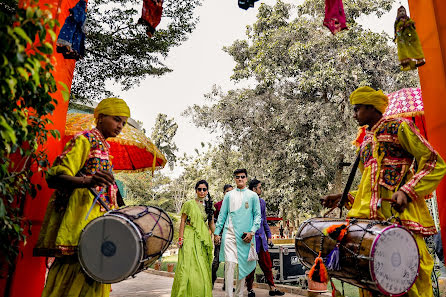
top-left (171, 180), bottom-right (215, 297)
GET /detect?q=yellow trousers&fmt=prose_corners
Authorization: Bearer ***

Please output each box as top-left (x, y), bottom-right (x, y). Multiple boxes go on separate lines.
top-left (42, 256), bottom-right (111, 297)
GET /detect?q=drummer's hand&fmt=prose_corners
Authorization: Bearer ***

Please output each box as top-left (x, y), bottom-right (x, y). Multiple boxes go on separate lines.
top-left (391, 190), bottom-right (410, 213)
top-left (214, 235), bottom-right (221, 245)
top-left (320, 193), bottom-right (342, 209)
top-left (88, 170), bottom-right (114, 187)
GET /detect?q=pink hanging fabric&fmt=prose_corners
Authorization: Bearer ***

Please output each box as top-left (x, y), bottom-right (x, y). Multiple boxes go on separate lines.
top-left (323, 0), bottom-right (348, 35)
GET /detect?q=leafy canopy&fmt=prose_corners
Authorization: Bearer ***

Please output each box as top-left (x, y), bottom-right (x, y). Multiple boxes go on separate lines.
top-left (71, 0), bottom-right (201, 102)
top-left (183, 0), bottom-right (419, 218)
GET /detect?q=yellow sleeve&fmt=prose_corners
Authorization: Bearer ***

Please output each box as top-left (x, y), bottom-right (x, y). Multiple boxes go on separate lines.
top-left (398, 121), bottom-right (446, 200)
top-left (47, 135), bottom-right (91, 178)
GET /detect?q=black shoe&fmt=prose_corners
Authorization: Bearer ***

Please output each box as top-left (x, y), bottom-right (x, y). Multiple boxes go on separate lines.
top-left (269, 289), bottom-right (285, 296)
top-left (248, 289), bottom-right (255, 297)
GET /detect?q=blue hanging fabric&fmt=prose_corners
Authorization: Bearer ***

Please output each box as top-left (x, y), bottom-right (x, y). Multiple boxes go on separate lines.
top-left (325, 243), bottom-right (341, 271)
top-left (56, 0), bottom-right (87, 60)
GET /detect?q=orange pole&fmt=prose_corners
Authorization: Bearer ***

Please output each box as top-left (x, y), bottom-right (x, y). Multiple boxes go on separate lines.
top-left (408, 0), bottom-right (446, 259)
top-left (5, 1), bottom-right (79, 296)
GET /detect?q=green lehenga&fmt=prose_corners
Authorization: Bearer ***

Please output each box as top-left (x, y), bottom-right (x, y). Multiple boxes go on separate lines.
top-left (171, 200), bottom-right (213, 297)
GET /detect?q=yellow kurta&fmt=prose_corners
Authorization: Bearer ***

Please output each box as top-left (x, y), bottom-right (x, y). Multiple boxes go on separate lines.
top-left (347, 117), bottom-right (446, 297)
top-left (36, 129), bottom-right (118, 297)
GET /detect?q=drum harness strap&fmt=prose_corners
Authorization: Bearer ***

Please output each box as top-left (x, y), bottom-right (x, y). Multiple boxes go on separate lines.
top-left (317, 149), bottom-right (411, 293)
top-left (313, 150), bottom-right (409, 293)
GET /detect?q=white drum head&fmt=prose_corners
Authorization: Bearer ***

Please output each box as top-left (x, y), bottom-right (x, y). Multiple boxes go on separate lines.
top-left (370, 225), bottom-right (419, 296)
top-left (78, 215), bottom-right (143, 283)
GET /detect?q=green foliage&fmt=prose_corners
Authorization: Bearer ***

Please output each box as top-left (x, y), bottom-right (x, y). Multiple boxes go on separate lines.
top-left (0, 3), bottom-right (58, 275)
top-left (70, 0), bottom-right (202, 102)
top-left (183, 0), bottom-right (419, 219)
top-left (151, 113), bottom-right (179, 170)
top-left (116, 171), bottom-right (175, 211)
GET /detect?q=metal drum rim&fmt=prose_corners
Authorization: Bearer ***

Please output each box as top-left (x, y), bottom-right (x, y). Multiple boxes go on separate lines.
top-left (78, 214), bottom-right (144, 283)
top-left (369, 224), bottom-right (420, 296)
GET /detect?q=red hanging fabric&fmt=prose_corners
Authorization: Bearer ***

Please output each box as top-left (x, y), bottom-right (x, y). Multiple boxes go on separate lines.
top-left (323, 0), bottom-right (348, 35)
top-left (138, 0), bottom-right (163, 38)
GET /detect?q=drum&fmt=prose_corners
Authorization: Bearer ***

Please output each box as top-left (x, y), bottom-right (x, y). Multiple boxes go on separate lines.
top-left (295, 218), bottom-right (419, 296)
top-left (78, 205), bottom-right (173, 283)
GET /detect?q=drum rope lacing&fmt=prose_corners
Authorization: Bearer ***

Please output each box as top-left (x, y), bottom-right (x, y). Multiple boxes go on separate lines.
top-left (297, 218), bottom-right (398, 292)
top-left (110, 206), bottom-right (174, 258)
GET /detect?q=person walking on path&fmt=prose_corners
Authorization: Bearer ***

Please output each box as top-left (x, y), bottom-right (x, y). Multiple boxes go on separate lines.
top-left (321, 86), bottom-right (446, 297)
top-left (171, 180), bottom-right (215, 297)
top-left (214, 169), bottom-right (261, 297)
top-left (35, 97), bottom-right (130, 297)
top-left (213, 184), bottom-right (234, 290)
top-left (245, 179), bottom-right (284, 297)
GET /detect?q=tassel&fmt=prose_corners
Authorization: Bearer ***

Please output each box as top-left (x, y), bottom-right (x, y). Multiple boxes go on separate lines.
top-left (309, 252), bottom-right (328, 283)
top-left (324, 223), bottom-right (348, 241)
top-left (326, 243), bottom-right (341, 271)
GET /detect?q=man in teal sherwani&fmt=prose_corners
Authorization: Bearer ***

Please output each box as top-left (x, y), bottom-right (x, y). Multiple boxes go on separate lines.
top-left (214, 169), bottom-right (261, 297)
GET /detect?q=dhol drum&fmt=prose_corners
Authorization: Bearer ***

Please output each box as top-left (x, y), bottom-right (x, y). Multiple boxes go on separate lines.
top-left (78, 205), bottom-right (173, 283)
top-left (295, 218), bottom-right (419, 296)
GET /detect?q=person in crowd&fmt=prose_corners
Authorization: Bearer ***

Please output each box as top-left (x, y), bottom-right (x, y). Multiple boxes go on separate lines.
top-left (433, 231), bottom-right (444, 264)
top-left (245, 179), bottom-right (284, 297)
top-left (171, 180), bottom-right (215, 297)
top-left (212, 184), bottom-right (234, 290)
top-left (321, 86), bottom-right (446, 297)
top-left (214, 169), bottom-right (261, 297)
top-left (35, 97), bottom-right (130, 297)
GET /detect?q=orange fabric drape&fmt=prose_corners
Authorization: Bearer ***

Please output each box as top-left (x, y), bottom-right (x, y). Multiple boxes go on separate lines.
top-left (408, 0), bottom-right (446, 260)
top-left (4, 1), bottom-right (80, 296)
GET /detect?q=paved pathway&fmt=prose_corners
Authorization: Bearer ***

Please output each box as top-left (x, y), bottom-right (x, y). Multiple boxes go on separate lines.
top-left (110, 271), bottom-right (310, 297)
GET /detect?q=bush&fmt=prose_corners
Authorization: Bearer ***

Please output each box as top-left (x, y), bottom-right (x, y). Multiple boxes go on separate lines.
top-left (0, 1), bottom-right (60, 277)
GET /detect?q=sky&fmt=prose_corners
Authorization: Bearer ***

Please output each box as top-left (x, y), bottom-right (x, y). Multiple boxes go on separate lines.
top-left (109, 0), bottom-right (409, 175)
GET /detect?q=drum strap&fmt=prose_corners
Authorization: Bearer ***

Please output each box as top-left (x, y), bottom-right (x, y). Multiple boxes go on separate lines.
top-left (338, 152), bottom-right (361, 210)
top-left (324, 152), bottom-right (360, 218)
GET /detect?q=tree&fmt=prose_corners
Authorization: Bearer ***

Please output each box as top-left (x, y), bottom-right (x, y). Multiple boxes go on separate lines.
top-left (71, 0), bottom-right (201, 102)
top-left (151, 113), bottom-right (179, 169)
top-left (184, 0), bottom-right (419, 217)
top-left (116, 171), bottom-right (175, 210)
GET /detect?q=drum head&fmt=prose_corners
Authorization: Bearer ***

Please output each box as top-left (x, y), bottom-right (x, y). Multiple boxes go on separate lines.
top-left (78, 215), bottom-right (143, 283)
top-left (370, 225), bottom-right (420, 296)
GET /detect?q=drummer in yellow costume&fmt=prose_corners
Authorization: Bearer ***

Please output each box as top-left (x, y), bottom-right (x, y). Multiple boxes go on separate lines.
top-left (322, 86), bottom-right (446, 297)
top-left (35, 98), bottom-right (130, 297)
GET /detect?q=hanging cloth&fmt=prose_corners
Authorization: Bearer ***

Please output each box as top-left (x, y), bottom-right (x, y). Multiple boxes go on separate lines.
top-left (238, 0), bottom-right (259, 10)
top-left (56, 0), bottom-right (87, 60)
top-left (394, 6), bottom-right (425, 71)
top-left (138, 0), bottom-right (163, 38)
top-left (323, 0), bottom-right (348, 35)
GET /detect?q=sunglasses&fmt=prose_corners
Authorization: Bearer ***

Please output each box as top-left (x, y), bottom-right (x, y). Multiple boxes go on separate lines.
top-left (197, 188), bottom-right (208, 192)
top-left (235, 175), bottom-right (246, 179)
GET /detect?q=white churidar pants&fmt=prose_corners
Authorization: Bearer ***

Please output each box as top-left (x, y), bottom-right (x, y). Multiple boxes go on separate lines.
top-left (225, 261), bottom-right (245, 297)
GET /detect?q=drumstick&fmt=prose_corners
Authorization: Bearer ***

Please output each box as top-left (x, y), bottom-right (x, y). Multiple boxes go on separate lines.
top-left (77, 171), bottom-right (112, 220)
